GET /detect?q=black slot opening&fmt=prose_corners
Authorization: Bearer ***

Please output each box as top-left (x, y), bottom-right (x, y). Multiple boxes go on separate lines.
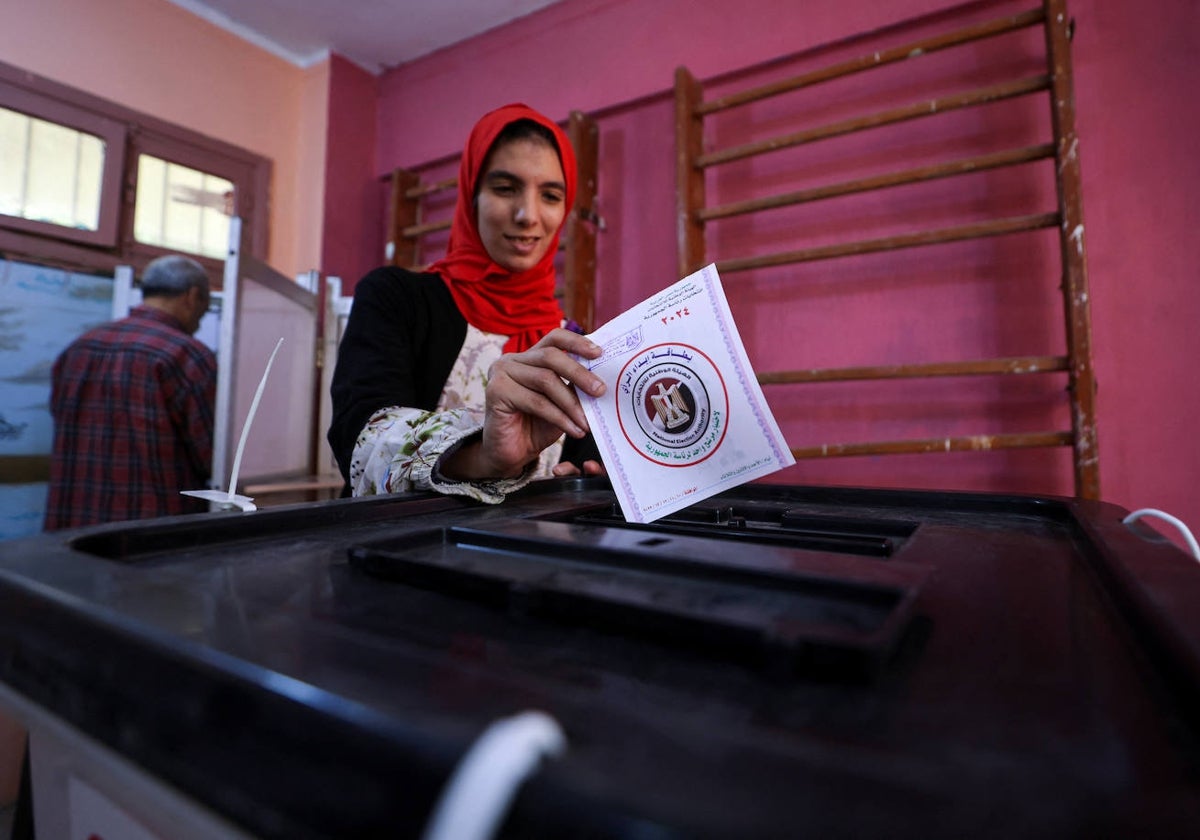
top-left (540, 501), bottom-right (917, 557)
top-left (348, 523), bottom-right (927, 680)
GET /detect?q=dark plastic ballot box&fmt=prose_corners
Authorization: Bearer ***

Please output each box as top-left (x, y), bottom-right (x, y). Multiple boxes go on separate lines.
top-left (2, 479), bottom-right (1200, 838)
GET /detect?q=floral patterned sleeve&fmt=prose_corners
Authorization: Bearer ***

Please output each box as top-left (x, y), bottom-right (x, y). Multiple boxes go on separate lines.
top-left (349, 405), bottom-right (541, 503)
top-left (347, 320), bottom-right (567, 503)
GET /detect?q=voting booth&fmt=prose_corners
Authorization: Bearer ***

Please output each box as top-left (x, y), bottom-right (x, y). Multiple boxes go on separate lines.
top-left (111, 218), bottom-right (342, 507)
top-left (0, 220), bottom-right (344, 539)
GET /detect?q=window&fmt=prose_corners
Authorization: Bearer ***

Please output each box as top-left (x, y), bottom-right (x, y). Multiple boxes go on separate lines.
top-left (0, 78), bottom-right (125, 248)
top-left (125, 126), bottom-right (267, 270)
top-left (134, 155), bottom-right (234, 260)
top-left (0, 106), bottom-right (106, 232)
top-left (0, 62), bottom-right (269, 283)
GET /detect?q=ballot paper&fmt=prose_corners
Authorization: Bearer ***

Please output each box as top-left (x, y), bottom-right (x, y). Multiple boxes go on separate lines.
top-left (579, 264), bottom-right (794, 523)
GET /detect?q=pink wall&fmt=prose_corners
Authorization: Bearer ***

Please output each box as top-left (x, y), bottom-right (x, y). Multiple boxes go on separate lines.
top-left (321, 55), bottom-right (381, 288)
top-left (365, 0), bottom-right (1200, 545)
top-left (377, 0), bottom-right (955, 166)
top-left (0, 0), bottom-right (325, 277)
top-left (0, 0), bottom-right (1193, 544)
top-left (1071, 0), bottom-right (1200, 546)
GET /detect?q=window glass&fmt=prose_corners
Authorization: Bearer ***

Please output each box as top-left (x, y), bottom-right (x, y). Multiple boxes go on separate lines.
top-left (134, 154), bottom-right (234, 260)
top-left (1, 62), bottom-right (268, 270)
top-left (0, 105), bottom-right (105, 231)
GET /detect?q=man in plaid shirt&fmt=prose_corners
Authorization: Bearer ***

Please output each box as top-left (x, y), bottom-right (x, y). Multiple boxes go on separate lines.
top-left (44, 255), bottom-right (217, 531)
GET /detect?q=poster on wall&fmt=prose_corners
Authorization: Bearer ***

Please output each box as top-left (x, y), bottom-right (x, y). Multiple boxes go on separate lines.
top-left (0, 259), bottom-right (115, 540)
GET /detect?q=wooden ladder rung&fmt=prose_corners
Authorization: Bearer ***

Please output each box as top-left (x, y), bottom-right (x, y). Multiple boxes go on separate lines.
top-left (717, 212), bottom-right (1058, 273)
top-left (758, 355), bottom-right (1069, 385)
top-left (791, 431), bottom-right (1074, 459)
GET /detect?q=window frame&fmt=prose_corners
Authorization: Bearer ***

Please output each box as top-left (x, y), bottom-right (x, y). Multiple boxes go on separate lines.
top-left (0, 78), bottom-right (126, 247)
top-left (0, 61), bottom-right (270, 286)
top-left (124, 124), bottom-right (271, 277)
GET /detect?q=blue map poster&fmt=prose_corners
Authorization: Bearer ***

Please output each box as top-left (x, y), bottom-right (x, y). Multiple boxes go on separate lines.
top-left (0, 258), bottom-right (115, 540)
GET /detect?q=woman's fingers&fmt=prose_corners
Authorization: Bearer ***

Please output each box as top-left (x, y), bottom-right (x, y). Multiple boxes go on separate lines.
top-left (471, 329), bottom-right (610, 478)
top-left (550, 459), bottom-right (606, 478)
top-left (489, 375), bottom-right (586, 438)
top-left (581, 459), bottom-right (606, 476)
top-left (534, 327), bottom-right (603, 360)
top-left (488, 333), bottom-right (606, 436)
top-left (496, 364), bottom-right (584, 430)
top-left (510, 330), bottom-right (606, 397)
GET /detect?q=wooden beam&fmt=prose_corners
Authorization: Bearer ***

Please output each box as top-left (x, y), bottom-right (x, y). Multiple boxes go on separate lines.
top-left (699, 7), bottom-right (1046, 115)
top-left (675, 66), bottom-right (707, 277)
top-left (1045, 0), bottom-right (1100, 499)
top-left (757, 355), bottom-right (1069, 385)
top-left (698, 75), bottom-right (1051, 169)
top-left (716, 212), bottom-right (1059, 273)
top-left (791, 431), bottom-right (1074, 459)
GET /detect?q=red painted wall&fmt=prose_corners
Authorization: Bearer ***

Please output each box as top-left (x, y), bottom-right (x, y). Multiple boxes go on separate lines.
top-left (348, 0), bottom-right (1198, 547)
top-left (321, 54), bottom-right (381, 289)
top-left (1071, 0), bottom-right (1200, 547)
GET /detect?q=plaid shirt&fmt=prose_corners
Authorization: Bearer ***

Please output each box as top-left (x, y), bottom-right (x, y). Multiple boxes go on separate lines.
top-left (44, 305), bottom-right (217, 531)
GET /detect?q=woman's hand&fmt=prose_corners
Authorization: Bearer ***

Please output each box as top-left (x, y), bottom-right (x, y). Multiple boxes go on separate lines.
top-left (551, 459), bottom-right (607, 478)
top-left (441, 329), bottom-right (606, 480)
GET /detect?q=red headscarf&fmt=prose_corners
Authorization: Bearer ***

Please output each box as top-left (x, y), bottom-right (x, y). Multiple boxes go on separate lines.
top-left (428, 103), bottom-right (577, 354)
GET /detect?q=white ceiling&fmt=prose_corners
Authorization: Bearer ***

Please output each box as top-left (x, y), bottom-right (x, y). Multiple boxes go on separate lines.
top-left (164, 0), bottom-right (566, 73)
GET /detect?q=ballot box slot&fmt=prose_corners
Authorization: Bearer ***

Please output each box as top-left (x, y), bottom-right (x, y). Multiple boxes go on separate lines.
top-left (542, 501), bottom-right (916, 557)
top-left (348, 521), bottom-right (927, 678)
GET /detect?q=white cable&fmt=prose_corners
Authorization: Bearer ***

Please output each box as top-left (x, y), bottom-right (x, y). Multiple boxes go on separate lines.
top-left (181, 337), bottom-right (284, 511)
top-left (227, 336), bottom-right (285, 498)
top-left (1123, 508), bottom-right (1200, 561)
top-left (421, 710), bottom-right (567, 840)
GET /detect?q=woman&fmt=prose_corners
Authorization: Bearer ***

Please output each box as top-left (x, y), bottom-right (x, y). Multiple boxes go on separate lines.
top-left (327, 103), bottom-right (605, 501)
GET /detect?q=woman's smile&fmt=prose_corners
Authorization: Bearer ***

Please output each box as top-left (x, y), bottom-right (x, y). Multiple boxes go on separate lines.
top-left (506, 233), bottom-right (541, 254)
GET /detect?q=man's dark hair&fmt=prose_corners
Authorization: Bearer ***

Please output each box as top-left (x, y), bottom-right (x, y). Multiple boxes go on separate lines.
top-left (140, 255), bottom-right (209, 298)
